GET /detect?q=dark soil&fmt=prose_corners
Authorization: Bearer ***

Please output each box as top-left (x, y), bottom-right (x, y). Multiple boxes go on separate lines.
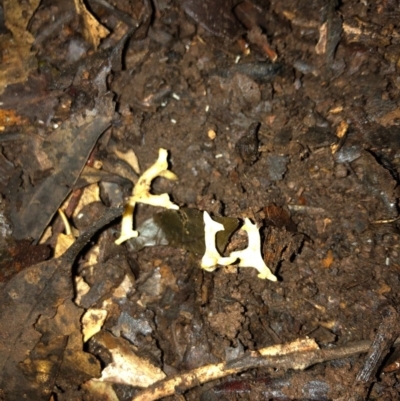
top-left (1, 0), bottom-right (400, 400)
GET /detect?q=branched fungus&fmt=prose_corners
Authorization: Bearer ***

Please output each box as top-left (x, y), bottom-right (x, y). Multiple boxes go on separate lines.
top-left (201, 211), bottom-right (237, 271)
top-left (229, 218), bottom-right (277, 281)
top-left (202, 213), bottom-right (277, 281)
top-left (115, 148), bottom-right (179, 245)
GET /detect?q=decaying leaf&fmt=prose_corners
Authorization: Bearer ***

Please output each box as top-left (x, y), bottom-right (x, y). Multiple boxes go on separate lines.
top-left (261, 204), bottom-right (304, 272)
top-left (25, 298), bottom-right (101, 393)
top-left (82, 380), bottom-right (119, 401)
top-left (76, 256), bottom-right (126, 309)
top-left (73, 0), bottom-right (110, 49)
top-left (0, 109), bottom-right (28, 129)
top-left (82, 308), bottom-right (108, 342)
top-left (73, 183), bottom-right (101, 217)
top-left (0, 238), bottom-right (51, 283)
top-left (92, 331), bottom-right (166, 387)
top-left (127, 207), bottom-right (240, 255)
top-left (0, 0), bottom-right (40, 94)
top-left (183, 0), bottom-right (243, 41)
top-left (0, 206), bottom-right (122, 400)
top-left (114, 148), bottom-right (141, 174)
top-left (9, 95), bottom-right (114, 241)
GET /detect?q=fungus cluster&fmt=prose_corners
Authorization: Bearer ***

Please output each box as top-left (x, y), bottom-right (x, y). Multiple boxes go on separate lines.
top-left (202, 212), bottom-right (277, 281)
top-left (115, 148), bottom-right (179, 245)
top-left (115, 149), bottom-right (277, 281)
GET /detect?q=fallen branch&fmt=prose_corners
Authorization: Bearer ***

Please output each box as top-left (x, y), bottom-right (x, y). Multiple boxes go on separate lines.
top-left (132, 335), bottom-right (400, 401)
top-left (131, 338), bottom-right (317, 401)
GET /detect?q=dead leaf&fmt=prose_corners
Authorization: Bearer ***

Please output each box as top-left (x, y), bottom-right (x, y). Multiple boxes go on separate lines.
top-left (0, 206), bottom-right (122, 400)
top-left (183, 0), bottom-right (243, 41)
top-left (9, 95), bottom-right (114, 240)
top-left (0, 239), bottom-right (50, 282)
top-left (0, 109), bottom-right (28, 129)
top-left (73, 183), bottom-right (101, 217)
top-left (93, 331), bottom-right (166, 387)
top-left (114, 148), bottom-right (141, 174)
top-left (73, 0), bottom-right (109, 49)
top-left (376, 107), bottom-right (400, 127)
top-left (0, 75), bottom-right (59, 124)
top-left (0, 0), bottom-right (40, 94)
top-left (82, 380), bottom-right (119, 401)
top-left (82, 308), bottom-right (108, 342)
top-left (19, 299), bottom-right (101, 398)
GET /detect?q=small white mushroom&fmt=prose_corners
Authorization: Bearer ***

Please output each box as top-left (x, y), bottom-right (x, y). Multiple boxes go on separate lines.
top-left (229, 218), bottom-right (277, 281)
top-left (201, 211), bottom-right (237, 271)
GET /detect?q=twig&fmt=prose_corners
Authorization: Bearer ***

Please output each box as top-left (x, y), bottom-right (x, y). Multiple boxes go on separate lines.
top-left (371, 215), bottom-right (400, 224)
top-left (229, 339), bottom-right (373, 371)
top-left (131, 338), bottom-right (318, 401)
top-left (338, 306), bottom-right (400, 401)
top-left (132, 334), bottom-right (400, 401)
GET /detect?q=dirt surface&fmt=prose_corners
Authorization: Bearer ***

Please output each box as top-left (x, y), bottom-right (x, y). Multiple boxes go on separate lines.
top-left (1, 0), bottom-right (400, 400)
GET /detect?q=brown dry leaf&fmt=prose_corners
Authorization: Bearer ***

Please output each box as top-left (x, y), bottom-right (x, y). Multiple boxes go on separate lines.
top-left (159, 264), bottom-right (179, 292)
top-left (0, 239), bottom-right (51, 283)
top-left (0, 0), bottom-right (40, 94)
top-left (82, 381), bottom-right (119, 401)
top-left (54, 233), bottom-right (76, 258)
top-left (9, 94), bottom-right (114, 241)
top-left (0, 207), bottom-right (122, 400)
top-left (330, 120), bottom-right (349, 154)
top-left (94, 331), bottom-right (166, 387)
top-left (376, 107), bottom-right (400, 127)
top-left (73, 0), bottom-right (110, 49)
top-left (114, 148), bottom-right (141, 174)
top-left (0, 109), bottom-right (28, 130)
top-left (377, 282), bottom-right (391, 295)
top-left (20, 298), bottom-right (105, 399)
top-left (315, 22), bottom-right (328, 55)
top-left (73, 183), bottom-right (101, 218)
top-left (82, 308), bottom-right (108, 342)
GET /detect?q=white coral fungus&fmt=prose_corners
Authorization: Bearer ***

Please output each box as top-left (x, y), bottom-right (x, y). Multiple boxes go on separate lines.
top-left (202, 212), bottom-right (277, 281)
top-left (229, 218), bottom-right (277, 281)
top-left (201, 211), bottom-right (237, 271)
top-left (115, 148), bottom-right (179, 245)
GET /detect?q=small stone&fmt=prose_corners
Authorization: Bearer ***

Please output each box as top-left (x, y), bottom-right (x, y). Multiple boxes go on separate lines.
top-left (208, 129), bottom-right (217, 140)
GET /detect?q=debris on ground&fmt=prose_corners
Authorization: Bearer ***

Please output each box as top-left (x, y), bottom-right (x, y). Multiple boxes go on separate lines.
top-left (1, 0), bottom-right (400, 400)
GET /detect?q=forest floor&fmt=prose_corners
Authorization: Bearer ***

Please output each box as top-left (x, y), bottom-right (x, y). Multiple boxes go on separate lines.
top-left (1, 1), bottom-right (400, 400)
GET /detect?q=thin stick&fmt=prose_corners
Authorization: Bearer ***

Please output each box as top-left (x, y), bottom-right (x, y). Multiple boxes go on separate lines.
top-left (132, 335), bottom-right (400, 401)
top-left (340, 306), bottom-right (400, 401)
top-left (131, 338), bottom-right (317, 401)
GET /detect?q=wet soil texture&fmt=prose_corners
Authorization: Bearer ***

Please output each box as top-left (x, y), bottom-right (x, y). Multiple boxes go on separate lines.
top-left (1, 0), bottom-right (400, 400)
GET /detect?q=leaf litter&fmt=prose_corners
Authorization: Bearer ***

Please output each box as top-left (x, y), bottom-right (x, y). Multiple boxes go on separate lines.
top-left (1, 0), bottom-right (400, 400)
